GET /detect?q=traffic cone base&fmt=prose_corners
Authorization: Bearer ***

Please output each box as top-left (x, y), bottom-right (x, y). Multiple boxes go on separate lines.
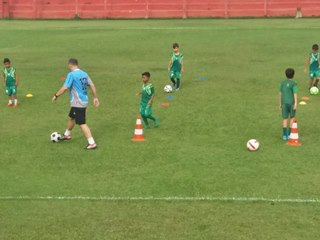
top-left (132, 116), bottom-right (145, 142)
top-left (287, 118), bottom-right (301, 146)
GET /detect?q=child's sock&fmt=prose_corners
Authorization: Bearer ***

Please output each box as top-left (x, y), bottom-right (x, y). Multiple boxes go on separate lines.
top-left (170, 78), bottom-right (176, 87)
top-left (141, 115), bottom-right (150, 127)
top-left (282, 128), bottom-right (287, 136)
top-left (176, 78), bottom-right (180, 89)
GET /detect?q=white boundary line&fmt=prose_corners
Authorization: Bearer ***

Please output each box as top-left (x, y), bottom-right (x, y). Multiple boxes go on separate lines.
top-left (0, 196), bottom-right (320, 204)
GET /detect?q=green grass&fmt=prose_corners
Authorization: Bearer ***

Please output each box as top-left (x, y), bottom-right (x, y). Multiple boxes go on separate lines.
top-left (0, 19), bottom-right (320, 239)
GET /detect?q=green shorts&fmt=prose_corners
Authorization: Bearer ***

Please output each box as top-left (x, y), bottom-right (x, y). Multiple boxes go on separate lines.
top-left (170, 70), bottom-right (181, 79)
top-left (282, 104), bottom-right (295, 119)
top-left (5, 86), bottom-right (17, 96)
top-left (140, 104), bottom-right (152, 117)
top-left (310, 69), bottom-right (319, 79)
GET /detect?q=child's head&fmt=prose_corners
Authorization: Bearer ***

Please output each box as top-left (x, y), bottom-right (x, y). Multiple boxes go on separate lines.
top-left (173, 43), bottom-right (179, 53)
top-left (312, 44), bottom-right (319, 53)
top-left (142, 72), bottom-right (151, 83)
top-left (285, 68), bottom-right (295, 79)
top-left (3, 58), bottom-right (11, 68)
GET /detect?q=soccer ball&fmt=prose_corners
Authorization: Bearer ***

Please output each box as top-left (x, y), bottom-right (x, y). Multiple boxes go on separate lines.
top-left (164, 85), bottom-right (173, 93)
top-left (310, 86), bottom-right (319, 95)
top-left (247, 139), bottom-right (259, 151)
top-left (50, 132), bottom-right (62, 143)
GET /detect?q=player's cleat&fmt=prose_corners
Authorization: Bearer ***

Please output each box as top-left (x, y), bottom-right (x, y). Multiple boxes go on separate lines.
top-left (145, 124), bottom-right (151, 129)
top-left (7, 102), bottom-right (13, 107)
top-left (14, 101), bottom-right (18, 107)
top-left (175, 88), bottom-right (180, 91)
top-left (85, 143), bottom-right (97, 150)
top-left (61, 135), bottom-right (72, 140)
top-left (282, 135), bottom-right (288, 141)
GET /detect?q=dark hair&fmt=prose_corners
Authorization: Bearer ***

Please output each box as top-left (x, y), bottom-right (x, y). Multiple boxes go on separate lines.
top-left (285, 68), bottom-right (295, 79)
top-left (142, 72), bottom-right (151, 78)
top-left (3, 58), bottom-right (10, 64)
top-left (68, 58), bottom-right (78, 66)
top-left (173, 43), bottom-right (179, 49)
top-left (312, 44), bottom-right (319, 50)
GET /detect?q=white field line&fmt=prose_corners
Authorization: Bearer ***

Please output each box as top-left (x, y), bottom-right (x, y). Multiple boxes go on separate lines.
top-left (0, 196), bottom-right (320, 204)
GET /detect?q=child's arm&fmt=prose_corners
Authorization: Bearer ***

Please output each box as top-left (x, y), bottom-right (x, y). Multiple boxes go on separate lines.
top-left (304, 57), bottom-right (309, 73)
top-left (181, 60), bottom-right (184, 73)
top-left (293, 93), bottom-right (298, 110)
top-left (168, 59), bottom-right (172, 72)
top-left (2, 73), bottom-right (5, 87)
top-left (148, 94), bottom-right (155, 105)
top-left (14, 71), bottom-right (19, 87)
top-left (279, 93), bottom-right (282, 109)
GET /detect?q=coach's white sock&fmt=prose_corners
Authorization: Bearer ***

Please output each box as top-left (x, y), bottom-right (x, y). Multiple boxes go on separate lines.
top-left (88, 137), bottom-right (95, 145)
top-left (64, 129), bottom-right (71, 136)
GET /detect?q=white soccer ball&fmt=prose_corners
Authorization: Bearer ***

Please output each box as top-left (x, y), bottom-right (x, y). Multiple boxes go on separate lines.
top-left (247, 139), bottom-right (259, 151)
top-left (310, 86), bottom-right (319, 95)
top-left (50, 132), bottom-right (62, 143)
top-left (164, 85), bottom-right (173, 93)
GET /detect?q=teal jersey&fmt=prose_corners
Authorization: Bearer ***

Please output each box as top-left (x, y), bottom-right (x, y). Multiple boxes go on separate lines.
top-left (279, 79), bottom-right (298, 105)
top-left (3, 67), bottom-right (16, 87)
top-left (141, 83), bottom-right (154, 105)
top-left (309, 52), bottom-right (319, 71)
top-left (170, 52), bottom-right (183, 72)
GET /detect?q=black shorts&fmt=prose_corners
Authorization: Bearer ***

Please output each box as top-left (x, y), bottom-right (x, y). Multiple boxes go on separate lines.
top-left (68, 107), bottom-right (86, 125)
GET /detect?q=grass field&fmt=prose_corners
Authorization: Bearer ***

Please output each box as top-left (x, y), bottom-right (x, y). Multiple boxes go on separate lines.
top-left (0, 19), bottom-right (320, 239)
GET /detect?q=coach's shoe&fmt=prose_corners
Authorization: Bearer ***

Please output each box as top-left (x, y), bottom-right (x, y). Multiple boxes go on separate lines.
top-left (62, 135), bottom-right (72, 140)
top-left (282, 135), bottom-right (288, 141)
top-left (86, 143), bottom-right (97, 150)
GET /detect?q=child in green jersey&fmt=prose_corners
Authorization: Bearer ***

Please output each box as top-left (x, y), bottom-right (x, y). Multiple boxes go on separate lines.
top-left (168, 43), bottom-right (184, 91)
top-left (304, 44), bottom-right (319, 89)
top-left (2, 58), bottom-right (19, 107)
top-left (279, 68), bottom-right (298, 141)
top-left (138, 72), bottom-right (158, 129)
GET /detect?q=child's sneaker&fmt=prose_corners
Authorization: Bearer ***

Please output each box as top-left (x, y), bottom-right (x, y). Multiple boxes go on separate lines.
top-left (282, 135), bottom-right (288, 141)
top-left (85, 143), bottom-right (97, 150)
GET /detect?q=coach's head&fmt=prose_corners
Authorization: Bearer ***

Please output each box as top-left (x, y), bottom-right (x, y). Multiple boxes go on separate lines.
top-left (68, 58), bottom-right (79, 71)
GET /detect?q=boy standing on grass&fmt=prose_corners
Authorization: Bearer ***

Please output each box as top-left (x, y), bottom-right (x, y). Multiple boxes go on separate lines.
top-left (168, 43), bottom-right (184, 91)
top-left (279, 68), bottom-right (298, 141)
top-left (138, 72), bottom-right (158, 129)
top-left (2, 58), bottom-right (19, 107)
top-left (304, 44), bottom-right (319, 89)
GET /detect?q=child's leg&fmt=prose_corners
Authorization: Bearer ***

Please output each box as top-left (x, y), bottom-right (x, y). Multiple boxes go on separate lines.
top-left (315, 77), bottom-right (320, 87)
top-left (282, 118), bottom-right (288, 140)
top-left (170, 78), bottom-right (176, 88)
top-left (140, 105), bottom-right (150, 128)
top-left (176, 78), bottom-right (180, 90)
top-left (145, 105), bottom-right (158, 127)
top-left (309, 79), bottom-right (314, 89)
top-left (13, 95), bottom-right (18, 106)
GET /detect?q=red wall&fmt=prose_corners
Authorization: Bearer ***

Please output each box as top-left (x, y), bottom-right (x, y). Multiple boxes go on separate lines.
top-left (0, 0), bottom-right (319, 19)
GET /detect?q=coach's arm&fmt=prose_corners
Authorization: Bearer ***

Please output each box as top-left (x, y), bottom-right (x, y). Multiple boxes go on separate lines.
top-left (52, 86), bottom-right (68, 102)
top-left (89, 83), bottom-right (100, 107)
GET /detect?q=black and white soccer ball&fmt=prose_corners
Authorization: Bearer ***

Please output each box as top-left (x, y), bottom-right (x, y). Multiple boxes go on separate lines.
top-left (50, 132), bottom-right (62, 143)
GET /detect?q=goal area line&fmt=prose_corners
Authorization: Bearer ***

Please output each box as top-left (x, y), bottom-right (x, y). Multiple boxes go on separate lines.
top-left (0, 196), bottom-right (320, 204)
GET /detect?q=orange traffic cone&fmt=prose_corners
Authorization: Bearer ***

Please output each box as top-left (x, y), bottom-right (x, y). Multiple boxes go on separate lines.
top-left (287, 118), bottom-right (301, 146)
top-left (131, 115), bottom-right (145, 142)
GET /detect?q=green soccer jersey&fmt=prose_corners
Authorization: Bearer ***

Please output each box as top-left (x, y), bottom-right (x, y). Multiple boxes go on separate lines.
top-left (279, 79), bottom-right (298, 105)
top-left (309, 52), bottom-right (319, 71)
top-left (170, 52), bottom-right (183, 72)
top-left (3, 67), bottom-right (16, 87)
top-left (141, 83), bottom-right (154, 105)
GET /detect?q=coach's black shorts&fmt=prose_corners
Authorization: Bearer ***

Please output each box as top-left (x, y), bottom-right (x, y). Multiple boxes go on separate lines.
top-left (68, 107), bottom-right (86, 125)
